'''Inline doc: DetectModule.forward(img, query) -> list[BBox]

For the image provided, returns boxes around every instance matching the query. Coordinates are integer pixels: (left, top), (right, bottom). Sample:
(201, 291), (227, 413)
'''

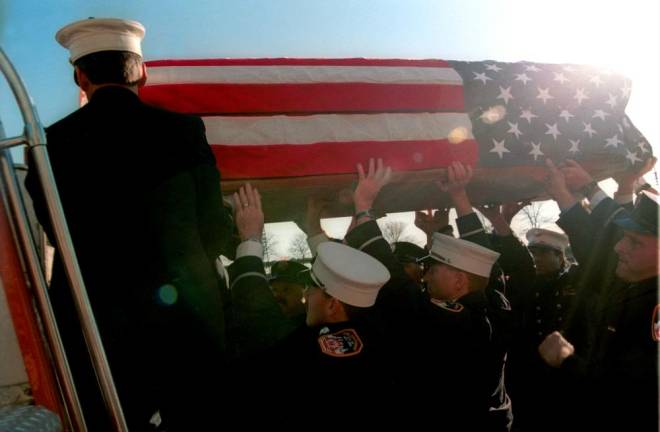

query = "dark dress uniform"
(228, 248), (393, 417)
(25, 86), (235, 430)
(555, 197), (659, 431)
(344, 216), (513, 430)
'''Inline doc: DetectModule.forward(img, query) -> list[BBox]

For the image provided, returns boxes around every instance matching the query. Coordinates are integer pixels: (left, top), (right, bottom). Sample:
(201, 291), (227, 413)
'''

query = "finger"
(466, 164), (473, 180)
(545, 158), (560, 175)
(564, 159), (580, 168)
(239, 186), (249, 207)
(368, 158), (375, 178)
(447, 165), (456, 184)
(233, 192), (242, 213)
(245, 183), (255, 206)
(382, 166), (392, 185)
(357, 163), (365, 181)
(254, 188), (262, 212)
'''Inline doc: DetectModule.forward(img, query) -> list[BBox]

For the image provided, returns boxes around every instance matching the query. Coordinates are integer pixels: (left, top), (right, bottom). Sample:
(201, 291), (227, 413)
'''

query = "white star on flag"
(606, 94), (618, 109)
(490, 139), (510, 159)
(590, 75), (604, 87)
(568, 139), (581, 154)
(553, 72), (569, 84)
(485, 64), (502, 72)
(545, 123), (561, 140)
(529, 142), (544, 160)
(593, 110), (610, 121)
(537, 87), (554, 104)
(507, 122), (523, 139)
(583, 122), (597, 138)
(621, 82), (632, 98)
(473, 71), (492, 84)
(605, 134), (622, 148)
(625, 150), (642, 165)
(525, 65), (542, 72)
(520, 109), (538, 123)
(559, 110), (574, 122)
(638, 141), (650, 153)
(574, 88), (589, 105)
(514, 73), (532, 85)
(497, 86), (514, 104)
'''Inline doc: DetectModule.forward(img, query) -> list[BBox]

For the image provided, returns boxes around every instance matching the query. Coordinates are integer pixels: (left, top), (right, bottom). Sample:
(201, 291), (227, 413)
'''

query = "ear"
(137, 62), (148, 87)
(454, 271), (470, 296)
(74, 67), (90, 91)
(327, 297), (345, 320)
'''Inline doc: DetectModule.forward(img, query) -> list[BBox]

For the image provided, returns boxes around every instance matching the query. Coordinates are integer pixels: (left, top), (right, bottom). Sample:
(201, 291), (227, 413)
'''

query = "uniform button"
(536, 319), (542, 324)
(536, 306), (541, 311)
(555, 291), (559, 297)
(538, 331), (543, 336)
(558, 317), (563, 321)
(535, 292), (540, 298)
(557, 304), (562, 309)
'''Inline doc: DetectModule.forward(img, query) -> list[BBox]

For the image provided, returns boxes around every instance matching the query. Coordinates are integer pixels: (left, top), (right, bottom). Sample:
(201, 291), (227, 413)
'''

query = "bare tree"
(379, 220), (408, 244)
(288, 232), (312, 261)
(519, 201), (554, 229)
(261, 231), (279, 263)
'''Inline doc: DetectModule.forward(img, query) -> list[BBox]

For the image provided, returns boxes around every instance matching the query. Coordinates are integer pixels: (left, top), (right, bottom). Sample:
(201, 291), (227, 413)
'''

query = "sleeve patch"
(318, 328), (363, 357)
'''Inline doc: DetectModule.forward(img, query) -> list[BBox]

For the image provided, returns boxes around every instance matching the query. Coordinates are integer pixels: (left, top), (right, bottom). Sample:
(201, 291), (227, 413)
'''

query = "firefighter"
(25, 18), (234, 430)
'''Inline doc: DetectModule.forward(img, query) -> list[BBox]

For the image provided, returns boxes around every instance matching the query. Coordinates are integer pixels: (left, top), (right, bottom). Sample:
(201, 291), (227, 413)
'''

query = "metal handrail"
(0, 47), (127, 430)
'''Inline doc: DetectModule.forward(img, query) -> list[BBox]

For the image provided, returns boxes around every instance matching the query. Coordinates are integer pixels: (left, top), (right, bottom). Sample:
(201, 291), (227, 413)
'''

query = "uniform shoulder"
(141, 103), (204, 129)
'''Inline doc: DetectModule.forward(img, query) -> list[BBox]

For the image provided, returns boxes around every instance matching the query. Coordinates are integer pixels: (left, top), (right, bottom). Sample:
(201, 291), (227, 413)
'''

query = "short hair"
(74, 50), (143, 86)
(339, 301), (371, 321)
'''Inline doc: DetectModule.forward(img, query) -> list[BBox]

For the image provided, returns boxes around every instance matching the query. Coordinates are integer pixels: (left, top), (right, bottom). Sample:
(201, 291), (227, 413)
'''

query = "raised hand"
(414, 208), (449, 236)
(354, 158), (392, 212)
(560, 159), (594, 192)
(233, 183), (264, 242)
(438, 161), (473, 196)
(544, 159), (577, 210)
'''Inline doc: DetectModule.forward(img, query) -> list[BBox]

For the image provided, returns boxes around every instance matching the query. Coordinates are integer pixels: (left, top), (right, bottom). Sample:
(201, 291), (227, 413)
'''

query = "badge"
(318, 328), (363, 357)
(430, 298), (464, 312)
(652, 304), (660, 342)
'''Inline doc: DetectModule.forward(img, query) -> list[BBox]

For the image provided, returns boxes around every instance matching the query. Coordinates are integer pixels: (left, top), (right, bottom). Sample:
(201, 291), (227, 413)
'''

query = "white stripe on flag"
(147, 65), (463, 85)
(202, 113), (473, 145)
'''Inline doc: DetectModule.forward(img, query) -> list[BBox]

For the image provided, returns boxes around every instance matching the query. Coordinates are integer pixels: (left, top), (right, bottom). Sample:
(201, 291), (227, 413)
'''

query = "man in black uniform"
(539, 160), (659, 431)
(25, 18), (234, 430)
(228, 184), (392, 412)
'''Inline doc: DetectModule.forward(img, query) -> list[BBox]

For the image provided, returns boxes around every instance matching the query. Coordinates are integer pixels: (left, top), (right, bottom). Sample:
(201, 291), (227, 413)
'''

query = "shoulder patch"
(430, 298), (465, 312)
(318, 328), (364, 357)
(652, 304), (660, 342)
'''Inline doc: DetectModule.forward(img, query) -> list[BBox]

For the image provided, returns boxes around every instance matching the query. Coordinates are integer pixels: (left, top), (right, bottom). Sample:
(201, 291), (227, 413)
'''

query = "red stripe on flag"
(146, 58), (451, 68)
(140, 83), (465, 115)
(212, 139), (478, 179)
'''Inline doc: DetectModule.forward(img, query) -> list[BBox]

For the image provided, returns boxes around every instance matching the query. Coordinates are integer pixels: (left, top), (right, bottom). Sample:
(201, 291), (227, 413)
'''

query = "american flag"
(449, 60), (651, 168)
(139, 58), (477, 180)
(139, 57), (651, 182)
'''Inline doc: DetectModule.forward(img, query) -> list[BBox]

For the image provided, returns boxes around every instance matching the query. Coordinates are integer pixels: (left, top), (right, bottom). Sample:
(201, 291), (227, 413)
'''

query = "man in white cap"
(24, 18), (234, 430)
(340, 159), (513, 429)
(227, 184), (393, 409)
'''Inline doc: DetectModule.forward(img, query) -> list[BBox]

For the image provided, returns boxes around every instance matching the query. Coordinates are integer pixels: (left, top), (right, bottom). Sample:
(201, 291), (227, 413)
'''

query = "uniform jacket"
(557, 198), (659, 431)
(24, 86), (234, 429)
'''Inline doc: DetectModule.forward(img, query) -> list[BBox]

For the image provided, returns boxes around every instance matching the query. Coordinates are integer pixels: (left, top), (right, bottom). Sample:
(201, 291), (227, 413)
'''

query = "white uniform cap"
(56, 18), (145, 63)
(425, 233), (500, 278)
(311, 242), (390, 308)
(526, 228), (569, 252)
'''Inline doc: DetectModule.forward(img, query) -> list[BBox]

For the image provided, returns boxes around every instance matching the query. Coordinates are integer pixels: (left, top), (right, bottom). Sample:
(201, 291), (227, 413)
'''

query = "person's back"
(25, 18), (233, 430)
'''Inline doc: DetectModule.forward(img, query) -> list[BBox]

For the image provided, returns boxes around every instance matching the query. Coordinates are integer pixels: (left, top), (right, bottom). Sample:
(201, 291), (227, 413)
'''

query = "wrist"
(579, 180), (598, 199)
(355, 208), (376, 221)
(240, 234), (261, 243)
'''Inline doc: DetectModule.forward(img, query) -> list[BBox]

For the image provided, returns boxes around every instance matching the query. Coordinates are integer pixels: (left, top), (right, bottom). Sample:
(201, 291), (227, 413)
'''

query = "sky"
(1, 0), (658, 258)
